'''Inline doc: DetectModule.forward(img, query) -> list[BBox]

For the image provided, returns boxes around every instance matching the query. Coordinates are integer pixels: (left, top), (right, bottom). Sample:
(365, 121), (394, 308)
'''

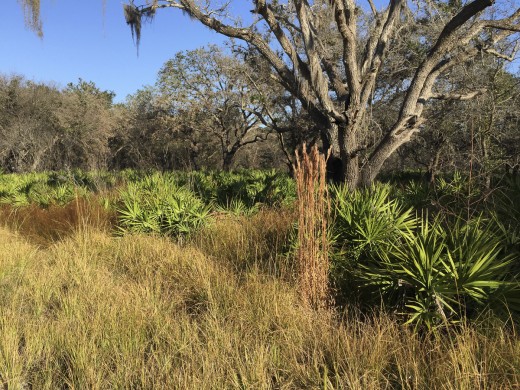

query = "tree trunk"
(427, 146), (443, 184)
(336, 123), (360, 190)
(222, 152), (234, 171)
(322, 122), (362, 189)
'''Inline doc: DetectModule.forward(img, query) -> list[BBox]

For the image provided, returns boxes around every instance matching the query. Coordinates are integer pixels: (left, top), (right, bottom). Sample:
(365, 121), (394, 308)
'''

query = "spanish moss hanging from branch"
(18, 0), (43, 37)
(123, 1), (157, 55)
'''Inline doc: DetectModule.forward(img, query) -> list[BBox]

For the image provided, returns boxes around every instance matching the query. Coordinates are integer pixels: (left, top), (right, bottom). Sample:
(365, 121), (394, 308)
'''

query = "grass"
(294, 144), (330, 309)
(0, 196), (115, 246)
(0, 210), (518, 388)
(0, 169), (518, 387)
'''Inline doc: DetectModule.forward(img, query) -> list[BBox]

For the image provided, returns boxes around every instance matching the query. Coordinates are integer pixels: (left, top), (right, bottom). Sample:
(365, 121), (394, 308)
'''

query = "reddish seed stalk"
(294, 143), (330, 309)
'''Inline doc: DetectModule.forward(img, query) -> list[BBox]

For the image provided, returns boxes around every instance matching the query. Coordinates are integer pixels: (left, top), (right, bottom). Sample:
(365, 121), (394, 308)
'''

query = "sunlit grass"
(0, 220), (517, 388)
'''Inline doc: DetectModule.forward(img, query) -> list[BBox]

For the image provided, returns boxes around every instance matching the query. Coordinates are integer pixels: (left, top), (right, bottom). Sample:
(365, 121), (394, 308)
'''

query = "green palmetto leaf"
(116, 174), (211, 237)
(332, 183), (416, 263)
(359, 213), (520, 328)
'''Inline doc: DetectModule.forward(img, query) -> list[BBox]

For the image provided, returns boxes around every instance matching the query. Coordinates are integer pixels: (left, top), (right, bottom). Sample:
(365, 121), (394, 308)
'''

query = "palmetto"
(359, 215), (519, 328)
(117, 175), (210, 237)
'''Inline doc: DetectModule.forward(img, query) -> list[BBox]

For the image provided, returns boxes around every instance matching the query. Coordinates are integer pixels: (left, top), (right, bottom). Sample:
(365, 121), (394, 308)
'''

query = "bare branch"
(482, 8), (520, 32)
(427, 89), (487, 101)
(293, 0), (340, 119)
(367, 0), (378, 16)
(481, 47), (518, 61)
(330, 0), (362, 100)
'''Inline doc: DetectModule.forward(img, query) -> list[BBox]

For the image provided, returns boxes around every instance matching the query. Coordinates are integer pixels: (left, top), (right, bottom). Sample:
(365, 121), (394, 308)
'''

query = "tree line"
(1, 38), (519, 181)
(13, 0), (520, 186)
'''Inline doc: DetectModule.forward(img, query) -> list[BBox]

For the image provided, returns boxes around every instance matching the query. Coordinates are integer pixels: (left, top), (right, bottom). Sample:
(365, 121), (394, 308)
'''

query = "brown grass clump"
(0, 196), (116, 246)
(294, 144), (331, 309)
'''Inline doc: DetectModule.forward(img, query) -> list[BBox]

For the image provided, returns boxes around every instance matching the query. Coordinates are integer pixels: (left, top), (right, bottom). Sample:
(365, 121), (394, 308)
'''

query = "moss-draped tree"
(124, 0), (520, 188)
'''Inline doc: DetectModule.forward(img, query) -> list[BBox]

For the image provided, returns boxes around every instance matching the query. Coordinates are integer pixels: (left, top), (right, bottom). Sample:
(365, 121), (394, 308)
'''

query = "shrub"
(117, 174), (210, 238)
(359, 216), (520, 328)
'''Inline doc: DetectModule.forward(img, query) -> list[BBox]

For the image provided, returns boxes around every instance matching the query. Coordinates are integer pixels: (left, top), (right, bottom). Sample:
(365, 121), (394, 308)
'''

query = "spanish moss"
(123, 1), (157, 55)
(18, 0), (43, 37)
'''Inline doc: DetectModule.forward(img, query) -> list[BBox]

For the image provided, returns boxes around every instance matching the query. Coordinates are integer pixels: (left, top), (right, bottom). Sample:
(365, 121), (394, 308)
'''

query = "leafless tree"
(156, 46), (271, 170)
(0, 75), (116, 172)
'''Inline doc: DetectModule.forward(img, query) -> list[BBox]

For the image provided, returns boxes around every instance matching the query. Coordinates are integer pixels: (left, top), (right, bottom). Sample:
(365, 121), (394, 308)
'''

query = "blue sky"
(0, 1), (250, 102)
(2, 1), (518, 103)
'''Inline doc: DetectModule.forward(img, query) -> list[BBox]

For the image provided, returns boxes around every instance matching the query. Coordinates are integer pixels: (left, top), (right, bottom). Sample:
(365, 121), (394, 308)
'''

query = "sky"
(2, 1), (518, 103)
(0, 1), (251, 102)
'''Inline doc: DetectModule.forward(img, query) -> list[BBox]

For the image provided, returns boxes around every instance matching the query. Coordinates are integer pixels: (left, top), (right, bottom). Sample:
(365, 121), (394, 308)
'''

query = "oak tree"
(126, 0), (520, 188)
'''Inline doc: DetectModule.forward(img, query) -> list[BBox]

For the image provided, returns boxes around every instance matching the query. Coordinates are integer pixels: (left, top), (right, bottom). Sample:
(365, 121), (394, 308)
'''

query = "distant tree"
(113, 86), (199, 170)
(54, 79), (117, 170)
(156, 46), (271, 170)
(0, 75), (116, 172)
(0, 75), (61, 171)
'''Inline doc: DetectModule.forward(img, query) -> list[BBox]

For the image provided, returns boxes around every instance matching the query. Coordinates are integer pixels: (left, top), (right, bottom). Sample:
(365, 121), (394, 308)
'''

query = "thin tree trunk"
(427, 147), (442, 184)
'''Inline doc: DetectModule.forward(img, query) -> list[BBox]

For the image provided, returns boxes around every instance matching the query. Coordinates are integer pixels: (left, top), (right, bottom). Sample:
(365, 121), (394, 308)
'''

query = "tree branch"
(427, 89), (487, 101)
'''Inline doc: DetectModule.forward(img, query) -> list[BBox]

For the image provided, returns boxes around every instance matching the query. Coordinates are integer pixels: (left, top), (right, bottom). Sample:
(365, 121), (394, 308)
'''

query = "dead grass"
(191, 207), (297, 279)
(0, 194), (518, 388)
(294, 143), (330, 309)
(0, 224), (517, 388)
(0, 196), (116, 246)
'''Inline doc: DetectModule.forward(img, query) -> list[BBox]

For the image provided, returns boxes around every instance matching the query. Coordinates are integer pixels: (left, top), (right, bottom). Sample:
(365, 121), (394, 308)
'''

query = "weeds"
(0, 169), (518, 387)
(0, 227), (517, 388)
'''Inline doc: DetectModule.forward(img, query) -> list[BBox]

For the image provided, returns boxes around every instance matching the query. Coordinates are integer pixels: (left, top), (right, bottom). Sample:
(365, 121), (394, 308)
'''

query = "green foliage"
(117, 173), (210, 237)
(355, 215), (519, 328)
(394, 172), (488, 223)
(329, 183), (416, 306)
(332, 183), (416, 262)
(330, 182), (519, 328)
(214, 198), (259, 217)
(179, 169), (296, 209)
(490, 174), (520, 257)
(0, 171), (118, 208)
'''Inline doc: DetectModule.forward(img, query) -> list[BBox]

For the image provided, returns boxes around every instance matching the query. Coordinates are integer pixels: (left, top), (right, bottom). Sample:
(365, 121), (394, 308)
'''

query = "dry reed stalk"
(294, 143), (330, 309)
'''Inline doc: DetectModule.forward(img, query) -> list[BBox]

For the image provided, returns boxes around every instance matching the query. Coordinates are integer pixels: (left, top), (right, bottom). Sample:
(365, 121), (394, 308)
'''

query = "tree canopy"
(126, 0), (520, 188)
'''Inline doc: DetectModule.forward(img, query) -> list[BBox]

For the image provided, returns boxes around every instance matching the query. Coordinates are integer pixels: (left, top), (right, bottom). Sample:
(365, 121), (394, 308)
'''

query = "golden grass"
(0, 222), (517, 388)
(191, 207), (297, 279)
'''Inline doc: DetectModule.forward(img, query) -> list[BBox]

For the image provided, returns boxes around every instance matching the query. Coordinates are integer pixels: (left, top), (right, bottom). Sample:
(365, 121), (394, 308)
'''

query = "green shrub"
(330, 183), (416, 304)
(358, 216), (519, 328)
(331, 183), (416, 263)
(117, 174), (210, 237)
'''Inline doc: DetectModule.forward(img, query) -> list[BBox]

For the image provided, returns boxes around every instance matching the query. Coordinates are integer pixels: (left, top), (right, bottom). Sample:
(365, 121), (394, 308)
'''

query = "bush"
(117, 173), (210, 237)
(330, 183), (520, 328)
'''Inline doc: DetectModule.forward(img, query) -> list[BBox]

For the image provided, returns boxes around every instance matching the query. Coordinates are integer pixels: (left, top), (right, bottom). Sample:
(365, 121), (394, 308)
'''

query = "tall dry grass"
(191, 207), (296, 278)
(0, 225), (518, 388)
(294, 144), (330, 309)
(0, 195), (115, 246)
(0, 189), (518, 388)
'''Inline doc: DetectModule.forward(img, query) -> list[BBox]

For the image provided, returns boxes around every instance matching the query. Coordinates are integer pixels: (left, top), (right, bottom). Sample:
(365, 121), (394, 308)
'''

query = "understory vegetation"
(0, 168), (519, 388)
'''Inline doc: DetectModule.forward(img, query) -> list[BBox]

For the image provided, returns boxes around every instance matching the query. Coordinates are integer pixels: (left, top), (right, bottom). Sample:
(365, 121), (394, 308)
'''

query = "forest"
(0, 0), (519, 388)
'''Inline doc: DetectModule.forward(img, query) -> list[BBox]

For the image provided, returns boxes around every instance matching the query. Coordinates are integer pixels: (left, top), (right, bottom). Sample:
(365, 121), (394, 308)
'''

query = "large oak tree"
(123, 0), (519, 188)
